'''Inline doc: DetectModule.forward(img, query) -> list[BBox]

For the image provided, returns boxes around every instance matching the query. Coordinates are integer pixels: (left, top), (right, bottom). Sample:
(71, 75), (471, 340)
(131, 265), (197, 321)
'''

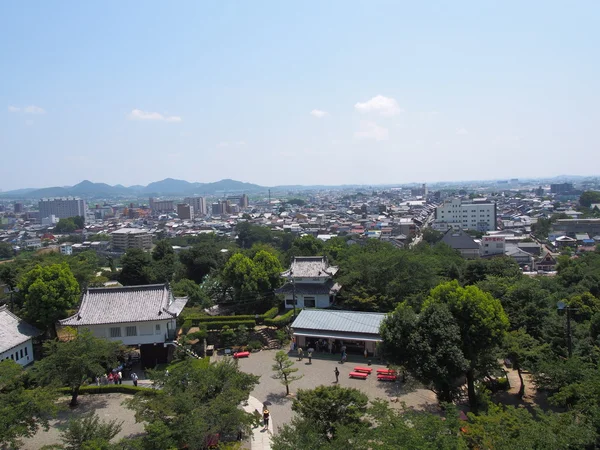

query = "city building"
(434, 198), (497, 232)
(111, 228), (153, 252)
(226, 194), (249, 209)
(441, 229), (480, 259)
(60, 243), (73, 255)
(0, 306), (40, 366)
(149, 198), (174, 213)
(13, 202), (23, 214)
(39, 197), (86, 221)
(552, 219), (600, 238)
(480, 235), (505, 256)
(211, 202), (222, 215)
(550, 183), (574, 194)
(276, 256), (342, 309)
(291, 309), (385, 357)
(59, 284), (187, 367)
(184, 197), (206, 216)
(177, 203), (194, 220)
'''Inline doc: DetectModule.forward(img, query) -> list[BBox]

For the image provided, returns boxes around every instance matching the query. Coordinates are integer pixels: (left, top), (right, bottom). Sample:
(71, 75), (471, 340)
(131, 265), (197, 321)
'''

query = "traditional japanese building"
(276, 256), (342, 309)
(0, 306), (40, 366)
(59, 283), (187, 367)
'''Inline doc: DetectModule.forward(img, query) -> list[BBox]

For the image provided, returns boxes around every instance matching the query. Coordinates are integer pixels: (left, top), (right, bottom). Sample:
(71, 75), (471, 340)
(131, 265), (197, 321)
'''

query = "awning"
(292, 330), (382, 342)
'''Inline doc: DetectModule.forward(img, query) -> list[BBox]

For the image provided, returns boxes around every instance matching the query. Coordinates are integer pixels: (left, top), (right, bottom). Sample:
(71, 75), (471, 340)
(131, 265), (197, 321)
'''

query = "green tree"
(291, 385), (368, 439)
(235, 222), (273, 249)
(272, 350), (302, 396)
(54, 218), (77, 233)
(118, 248), (152, 286)
(580, 190), (600, 208)
(504, 329), (544, 398)
(171, 278), (211, 308)
(59, 412), (122, 450)
(73, 216), (85, 230)
(18, 263), (80, 335)
(178, 236), (229, 283)
(126, 358), (259, 450)
(0, 360), (59, 449)
(0, 242), (13, 259)
(424, 281), (509, 409)
(422, 228), (443, 244)
(151, 240), (176, 283)
(380, 302), (468, 402)
(34, 329), (124, 406)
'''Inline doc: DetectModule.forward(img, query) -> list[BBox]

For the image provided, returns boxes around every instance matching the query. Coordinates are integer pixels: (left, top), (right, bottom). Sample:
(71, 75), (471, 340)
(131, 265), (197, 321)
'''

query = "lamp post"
(557, 301), (576, 358)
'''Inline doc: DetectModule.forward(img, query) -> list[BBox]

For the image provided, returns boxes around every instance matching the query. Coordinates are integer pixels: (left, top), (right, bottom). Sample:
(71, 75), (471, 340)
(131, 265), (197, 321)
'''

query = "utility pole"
(557, 301), (575, 358)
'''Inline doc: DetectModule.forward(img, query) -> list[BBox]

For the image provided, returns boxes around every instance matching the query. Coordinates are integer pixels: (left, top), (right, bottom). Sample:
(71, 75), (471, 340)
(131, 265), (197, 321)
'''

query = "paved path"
(243, 395), (273, 450)
(236, 349), (437, 435)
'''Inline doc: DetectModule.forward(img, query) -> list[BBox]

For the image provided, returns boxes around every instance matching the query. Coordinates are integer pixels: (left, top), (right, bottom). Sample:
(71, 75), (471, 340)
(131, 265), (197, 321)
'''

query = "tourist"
(307, 347), (313, 364)
(263, 408), (270, 430)
(131, 372), (138, 386)
(334, 367), (339, 383)
(118, 371), (123, 385)
(297, 347), (304, 361)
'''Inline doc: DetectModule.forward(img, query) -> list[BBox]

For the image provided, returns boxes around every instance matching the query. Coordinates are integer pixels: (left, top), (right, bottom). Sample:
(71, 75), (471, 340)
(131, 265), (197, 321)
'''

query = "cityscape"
(2, 1), (600, 449)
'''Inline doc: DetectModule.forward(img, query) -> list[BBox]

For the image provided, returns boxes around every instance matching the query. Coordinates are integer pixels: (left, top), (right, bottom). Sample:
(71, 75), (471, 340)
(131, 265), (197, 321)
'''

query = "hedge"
(262, 307), (279, 319)
(186, 306), (281, 326)
(58, 385), (158, 396)
(203, 320), (256, 331)
(264, 309), (300, 327)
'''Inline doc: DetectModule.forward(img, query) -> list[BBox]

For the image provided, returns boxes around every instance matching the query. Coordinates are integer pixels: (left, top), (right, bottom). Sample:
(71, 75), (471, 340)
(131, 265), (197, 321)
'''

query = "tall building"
(211, 202), (223, 215)
(150, 199), (174, 213)
(550, 183), (575, 194)
(111, 228), (153, 252)
(184, 197), (206, 216)
(226, 194), (249, 208)
(177, 203), (194, 220)
(434, 198), (497, 232)
(39, 197), (86, 221)
(13, 202), (23, 214)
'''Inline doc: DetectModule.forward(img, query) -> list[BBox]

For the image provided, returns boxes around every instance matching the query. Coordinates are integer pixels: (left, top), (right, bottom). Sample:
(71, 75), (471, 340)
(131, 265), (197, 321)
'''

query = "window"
(304, 297), (316, 308)
(285, 299), (296, 306)
(20, 349), (23, 359)
(155, 324), (161, 335)
(126, 326), (137, 337)
(24, 347), (28, 356)
(15, 352), (19, 361)
(110, 327), (121, 338)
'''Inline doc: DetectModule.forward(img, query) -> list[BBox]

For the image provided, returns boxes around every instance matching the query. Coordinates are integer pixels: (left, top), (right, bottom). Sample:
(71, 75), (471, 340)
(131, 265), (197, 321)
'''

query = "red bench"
(377, 369), (396, 375)
(233, 351), (250, 359)
(354, 366), (373, 374)
(349, 371), (368, 379)
(377, 374), (397, 381)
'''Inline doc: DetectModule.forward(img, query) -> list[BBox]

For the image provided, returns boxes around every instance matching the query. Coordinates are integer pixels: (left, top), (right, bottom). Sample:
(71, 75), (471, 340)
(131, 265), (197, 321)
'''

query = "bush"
(262, 307), (279, 319)
(264, 309), (299, 327)
(58, 385), (157, 396)
(181, 320), (192, 335)
(184, 308), (280, 326)
(203, 320), (256, 331)
(247, 340), (263, 351)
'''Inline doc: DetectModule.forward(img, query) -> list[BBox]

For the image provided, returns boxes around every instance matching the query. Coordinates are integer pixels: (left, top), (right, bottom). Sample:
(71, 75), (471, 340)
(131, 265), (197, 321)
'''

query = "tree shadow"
(264, 391), (293, 406)
(51, 395), (111, 428)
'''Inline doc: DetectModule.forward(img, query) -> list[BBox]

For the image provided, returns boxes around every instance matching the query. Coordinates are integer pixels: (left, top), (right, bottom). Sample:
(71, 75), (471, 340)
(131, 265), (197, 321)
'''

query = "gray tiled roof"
(0, 306), (41, 353)
(59, 284), (188, 326)
(441, 229), (480, 250)
(281, 256), (339, 278)
(291, 309), (385, 335)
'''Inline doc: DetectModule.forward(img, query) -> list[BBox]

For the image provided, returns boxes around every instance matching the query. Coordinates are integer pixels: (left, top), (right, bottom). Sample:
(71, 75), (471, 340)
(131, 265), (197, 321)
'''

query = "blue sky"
(1, 1), (598, 190)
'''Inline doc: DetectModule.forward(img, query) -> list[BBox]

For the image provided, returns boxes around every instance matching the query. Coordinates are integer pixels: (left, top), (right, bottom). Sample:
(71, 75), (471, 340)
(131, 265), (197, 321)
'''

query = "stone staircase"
(173, 340), (202, 359)
(255, 326), (281, 350)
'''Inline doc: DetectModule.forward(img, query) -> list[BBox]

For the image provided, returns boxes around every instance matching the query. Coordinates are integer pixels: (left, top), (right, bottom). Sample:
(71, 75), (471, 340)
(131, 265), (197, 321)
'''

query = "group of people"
(96, 370), (123, 385)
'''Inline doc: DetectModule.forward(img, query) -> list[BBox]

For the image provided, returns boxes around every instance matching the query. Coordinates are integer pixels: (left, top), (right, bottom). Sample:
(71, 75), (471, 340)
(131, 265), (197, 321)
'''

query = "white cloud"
(128, 109), (181, 122)
(310, 109), (328, 118)
(354, 95), (403, 116)
(8, 105), (46, 114)
(354, 122), (389, 141)
(455, 128), (468, 135)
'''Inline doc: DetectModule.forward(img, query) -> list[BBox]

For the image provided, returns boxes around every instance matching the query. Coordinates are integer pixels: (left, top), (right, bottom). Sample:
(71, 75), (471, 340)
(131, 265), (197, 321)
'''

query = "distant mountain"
(0, 178), (265, 199)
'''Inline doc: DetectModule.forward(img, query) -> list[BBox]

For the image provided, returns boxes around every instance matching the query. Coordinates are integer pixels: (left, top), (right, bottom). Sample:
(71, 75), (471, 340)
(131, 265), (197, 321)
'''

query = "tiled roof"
(441, 229), (479, 250)
(281, 256), (339, 278)
(0, 306), (41, 353)
(59, 284), (187, 326)
(291, 309), (385, 336)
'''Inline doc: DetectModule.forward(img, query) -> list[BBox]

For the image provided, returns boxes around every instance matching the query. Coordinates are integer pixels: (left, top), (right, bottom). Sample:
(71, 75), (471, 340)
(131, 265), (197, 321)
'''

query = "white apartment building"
(434, 198), (497, 232)
(39, 197), (86, 221)
(111, 228), (153, 252)
(184, 197), (207, 216)
(0, 306), (40, 366)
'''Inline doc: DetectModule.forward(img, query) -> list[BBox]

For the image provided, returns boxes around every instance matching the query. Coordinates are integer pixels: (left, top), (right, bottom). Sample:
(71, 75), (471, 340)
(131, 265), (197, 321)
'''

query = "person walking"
(263, 408), (270, 431)
(307, 348), (313, 364)
(334, 367), (340, 383)
(118, 371), (123, 385)
(297, 347), (304, 361)
(131, 372), (138, 387)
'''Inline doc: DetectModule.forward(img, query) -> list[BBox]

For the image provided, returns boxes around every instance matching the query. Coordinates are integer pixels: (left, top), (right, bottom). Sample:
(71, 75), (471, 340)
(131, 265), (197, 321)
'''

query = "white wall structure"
(0, 306), (40, 366)
(276, 256), (342, 309)
(480, 235), (506, 256)
(434, 198), (497, 232)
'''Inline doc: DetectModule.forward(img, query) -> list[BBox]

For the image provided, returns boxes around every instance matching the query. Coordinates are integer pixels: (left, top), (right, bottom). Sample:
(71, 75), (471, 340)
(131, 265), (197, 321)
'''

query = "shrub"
(264, 309), (299, 327)
(58, 385), (157, 396)
(263, 307), (279, 319)
(247, 340), (263, 351)
(203, 320), (256, 331)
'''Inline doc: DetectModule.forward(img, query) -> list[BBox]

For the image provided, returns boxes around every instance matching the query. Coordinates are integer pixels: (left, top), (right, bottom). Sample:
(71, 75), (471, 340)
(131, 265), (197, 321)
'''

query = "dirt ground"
(21, 394), (145, 450)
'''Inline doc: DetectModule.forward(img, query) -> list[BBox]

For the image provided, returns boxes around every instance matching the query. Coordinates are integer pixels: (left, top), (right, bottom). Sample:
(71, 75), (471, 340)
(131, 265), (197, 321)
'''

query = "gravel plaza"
(235, 348), (438, 434)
